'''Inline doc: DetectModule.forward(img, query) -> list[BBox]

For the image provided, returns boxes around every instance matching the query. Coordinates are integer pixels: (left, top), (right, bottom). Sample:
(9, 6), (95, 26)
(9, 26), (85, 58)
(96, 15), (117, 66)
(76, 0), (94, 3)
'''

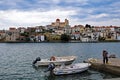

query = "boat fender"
(33, 57), (41, 64)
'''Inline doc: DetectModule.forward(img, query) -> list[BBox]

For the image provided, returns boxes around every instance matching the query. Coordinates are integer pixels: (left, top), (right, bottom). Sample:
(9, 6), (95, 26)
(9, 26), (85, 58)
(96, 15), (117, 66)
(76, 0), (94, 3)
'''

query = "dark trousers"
(103, 57), (108, 64)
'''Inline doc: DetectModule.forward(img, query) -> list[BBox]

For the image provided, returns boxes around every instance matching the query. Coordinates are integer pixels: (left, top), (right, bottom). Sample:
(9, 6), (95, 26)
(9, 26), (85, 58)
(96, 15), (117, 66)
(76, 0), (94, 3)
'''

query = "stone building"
(0, 30), (6, 42)
(5, 28), (19, 42)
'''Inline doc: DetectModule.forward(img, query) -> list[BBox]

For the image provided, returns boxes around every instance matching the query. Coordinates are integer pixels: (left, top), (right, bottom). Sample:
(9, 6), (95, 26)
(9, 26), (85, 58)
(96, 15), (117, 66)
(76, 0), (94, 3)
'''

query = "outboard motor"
(44, 63), (55, 72)
(33, 57), (41, 65)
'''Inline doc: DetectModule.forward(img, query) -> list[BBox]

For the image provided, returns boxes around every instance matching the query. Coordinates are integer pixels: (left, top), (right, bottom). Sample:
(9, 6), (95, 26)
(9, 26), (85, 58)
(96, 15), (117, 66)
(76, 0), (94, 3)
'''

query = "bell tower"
(65, 19), (69, 26)
(55, 18), (60, 28)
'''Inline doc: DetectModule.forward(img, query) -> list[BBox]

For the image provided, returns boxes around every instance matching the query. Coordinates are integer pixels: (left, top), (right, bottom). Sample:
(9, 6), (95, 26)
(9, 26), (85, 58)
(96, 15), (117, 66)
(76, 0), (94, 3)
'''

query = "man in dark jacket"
(102, 50), (108, 64)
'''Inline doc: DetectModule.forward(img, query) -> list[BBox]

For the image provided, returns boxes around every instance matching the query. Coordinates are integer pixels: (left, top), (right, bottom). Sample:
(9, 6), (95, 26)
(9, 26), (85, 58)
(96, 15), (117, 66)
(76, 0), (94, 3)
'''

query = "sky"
(0, 0), (120, 29)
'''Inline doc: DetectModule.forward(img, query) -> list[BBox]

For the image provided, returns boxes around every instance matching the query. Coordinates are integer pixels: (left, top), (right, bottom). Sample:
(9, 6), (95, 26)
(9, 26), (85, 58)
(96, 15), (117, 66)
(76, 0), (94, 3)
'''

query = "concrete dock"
(84, 58), (120, 76)
(104, 78), (120, 80)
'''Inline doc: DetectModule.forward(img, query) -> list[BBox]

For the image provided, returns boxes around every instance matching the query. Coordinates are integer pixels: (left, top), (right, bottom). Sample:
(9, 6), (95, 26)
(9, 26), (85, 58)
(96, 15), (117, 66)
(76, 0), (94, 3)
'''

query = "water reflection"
(44, 74), (56, 80)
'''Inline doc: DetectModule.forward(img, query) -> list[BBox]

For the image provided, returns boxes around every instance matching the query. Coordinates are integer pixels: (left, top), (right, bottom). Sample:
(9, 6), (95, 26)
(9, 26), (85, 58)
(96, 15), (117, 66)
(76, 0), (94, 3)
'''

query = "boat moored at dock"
(45, 63), (91, 76)
(33, 56), (77, 66)
(53, 63), (91, 75)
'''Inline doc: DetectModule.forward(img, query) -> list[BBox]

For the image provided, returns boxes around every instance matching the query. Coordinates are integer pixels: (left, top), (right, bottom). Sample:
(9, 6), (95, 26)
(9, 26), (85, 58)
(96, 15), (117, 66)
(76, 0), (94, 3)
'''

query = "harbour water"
(0, 43), (120, 80)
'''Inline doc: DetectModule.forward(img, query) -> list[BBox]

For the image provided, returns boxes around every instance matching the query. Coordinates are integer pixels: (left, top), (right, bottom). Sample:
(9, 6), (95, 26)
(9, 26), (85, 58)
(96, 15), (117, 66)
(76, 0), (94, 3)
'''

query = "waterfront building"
(18, 27), (26, 34)
(0, 30), (6, 42)
(71, 26), (80, 40)
(35, 34), (45, 42)
(114, 26), (120, 40)
(46, 25), (55, 31)
(35, 26), (46, 33)
(5, 27), (19, 42)
(64, 25), (71, 35)
(94, 26), (118, 41)
(71, 25), (80, 34)
(80, 37), (89, 42)
(105, 26), (115, 40)
(116, 33), (120, 40)
(79, 25), (85, 33)
(25, 27), (36, 42)
(114, 26), (120, 33)
(27, 27), (36, 34)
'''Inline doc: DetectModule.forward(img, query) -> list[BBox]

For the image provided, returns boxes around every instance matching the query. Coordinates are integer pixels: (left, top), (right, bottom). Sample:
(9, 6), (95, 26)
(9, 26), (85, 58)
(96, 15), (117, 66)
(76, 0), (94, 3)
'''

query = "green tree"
(25, 37), (30, 42)
(85, 24), (91, 28)
(61, 34), (70, 42)
(20, 32), (29, 37)
(98, 36), (105, 41)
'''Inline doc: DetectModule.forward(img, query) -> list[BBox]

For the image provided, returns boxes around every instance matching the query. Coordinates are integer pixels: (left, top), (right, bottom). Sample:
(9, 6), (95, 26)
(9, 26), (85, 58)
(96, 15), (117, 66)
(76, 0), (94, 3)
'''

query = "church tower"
(65, 19), (69, 26)
(56, 18), (60, 27)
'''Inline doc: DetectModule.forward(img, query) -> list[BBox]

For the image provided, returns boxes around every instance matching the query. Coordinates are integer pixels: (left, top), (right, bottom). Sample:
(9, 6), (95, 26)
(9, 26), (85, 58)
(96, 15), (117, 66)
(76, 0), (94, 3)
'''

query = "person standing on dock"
(102, 50), (108, 64)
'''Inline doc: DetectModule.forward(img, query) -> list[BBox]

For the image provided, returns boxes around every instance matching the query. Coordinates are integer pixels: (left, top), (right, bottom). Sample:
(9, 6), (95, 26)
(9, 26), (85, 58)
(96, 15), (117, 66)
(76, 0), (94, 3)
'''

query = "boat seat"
(50, 56), (56, 61)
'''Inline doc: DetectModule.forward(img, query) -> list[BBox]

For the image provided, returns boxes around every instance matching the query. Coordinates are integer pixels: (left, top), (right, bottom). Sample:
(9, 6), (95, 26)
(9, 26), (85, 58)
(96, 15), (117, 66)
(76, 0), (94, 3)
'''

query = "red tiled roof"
(9, 27), (16, 30)
(56, 18), (60, 21)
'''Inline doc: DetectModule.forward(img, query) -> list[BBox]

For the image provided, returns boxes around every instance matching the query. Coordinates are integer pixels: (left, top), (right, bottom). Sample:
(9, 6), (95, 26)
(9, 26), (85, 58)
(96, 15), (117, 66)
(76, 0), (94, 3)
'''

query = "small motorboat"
(33, 56), (77, 66)
(46, 63), (91, 76)
(53, 63), (91, 75)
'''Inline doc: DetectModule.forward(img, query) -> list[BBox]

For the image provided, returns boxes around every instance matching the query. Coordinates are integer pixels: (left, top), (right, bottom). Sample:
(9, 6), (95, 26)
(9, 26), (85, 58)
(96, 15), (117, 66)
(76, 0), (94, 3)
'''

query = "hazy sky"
(0, 0), (120, 29)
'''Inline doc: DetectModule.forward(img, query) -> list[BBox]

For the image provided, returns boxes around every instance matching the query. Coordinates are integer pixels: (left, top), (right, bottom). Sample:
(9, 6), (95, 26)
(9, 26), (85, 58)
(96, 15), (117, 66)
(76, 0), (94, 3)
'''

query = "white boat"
(53, 63), (91, 75)
(33, 56), (77, 66)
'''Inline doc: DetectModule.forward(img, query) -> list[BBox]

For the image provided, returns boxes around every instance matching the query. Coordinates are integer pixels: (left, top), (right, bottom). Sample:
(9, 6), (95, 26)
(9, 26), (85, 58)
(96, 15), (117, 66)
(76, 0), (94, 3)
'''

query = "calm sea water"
(0, 43), (120, 80)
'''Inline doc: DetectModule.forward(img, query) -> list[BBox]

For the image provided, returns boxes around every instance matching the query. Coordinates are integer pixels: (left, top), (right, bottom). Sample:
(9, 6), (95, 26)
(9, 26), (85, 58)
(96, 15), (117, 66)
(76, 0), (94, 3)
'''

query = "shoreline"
(0, 40), (120, 43)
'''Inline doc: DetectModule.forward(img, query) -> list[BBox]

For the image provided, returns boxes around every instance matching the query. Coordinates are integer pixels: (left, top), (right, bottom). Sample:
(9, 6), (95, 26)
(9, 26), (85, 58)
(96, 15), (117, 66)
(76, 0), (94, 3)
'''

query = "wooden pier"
(84, 58), (120, 76)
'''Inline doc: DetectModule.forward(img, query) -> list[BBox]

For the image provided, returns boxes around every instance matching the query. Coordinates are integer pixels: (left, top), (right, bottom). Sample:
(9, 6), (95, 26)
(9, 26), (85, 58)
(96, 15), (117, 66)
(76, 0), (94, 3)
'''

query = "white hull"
(53, 63), (91, 75)
(35, 56), (76, 66)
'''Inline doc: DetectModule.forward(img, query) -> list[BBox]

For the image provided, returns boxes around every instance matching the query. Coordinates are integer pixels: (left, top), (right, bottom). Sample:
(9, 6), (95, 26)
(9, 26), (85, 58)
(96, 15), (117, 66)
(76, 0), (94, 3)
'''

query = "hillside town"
(0, 19), (120, 42)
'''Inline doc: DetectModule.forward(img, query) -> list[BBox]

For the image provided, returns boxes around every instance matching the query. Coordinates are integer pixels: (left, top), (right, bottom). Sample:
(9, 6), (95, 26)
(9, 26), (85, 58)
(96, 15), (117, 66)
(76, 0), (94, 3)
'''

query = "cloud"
(0, 0), (120, 29)
(52, 0), (61, 4)
(0, 9), (76, 29)
(87, 13), (109, 19)
(70, 18), (120, 27)
(86, 19), (120, 26)
(66, 0), (88, 3)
